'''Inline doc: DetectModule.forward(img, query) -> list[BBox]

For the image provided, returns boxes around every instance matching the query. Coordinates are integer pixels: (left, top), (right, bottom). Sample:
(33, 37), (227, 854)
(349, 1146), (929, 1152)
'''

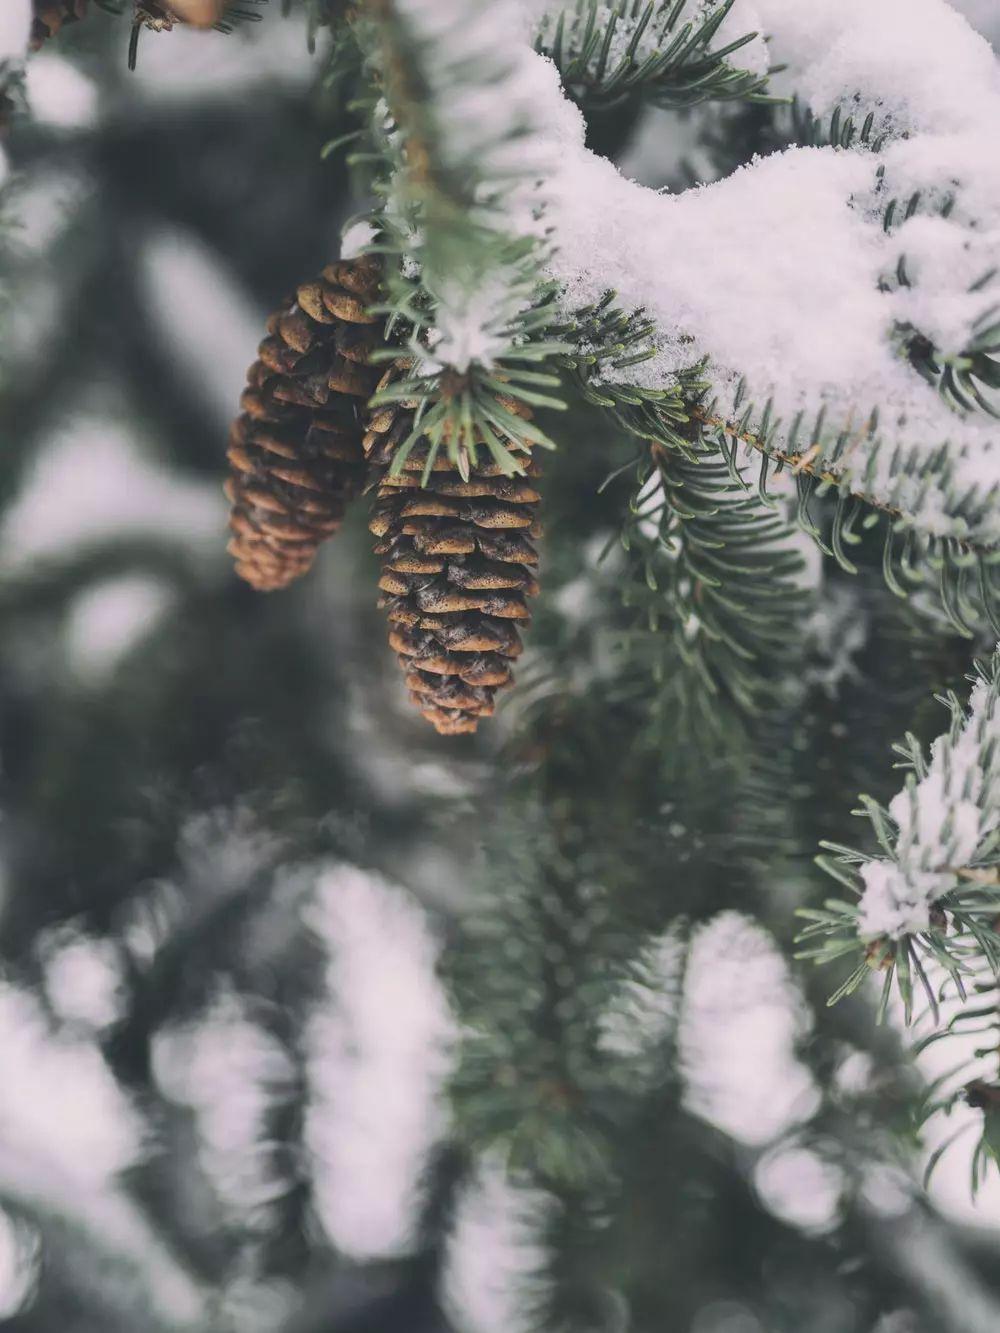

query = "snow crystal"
(857, 860), (948, 941)
(303, 864), (454, 1261)
(857, 672), (1000, 939)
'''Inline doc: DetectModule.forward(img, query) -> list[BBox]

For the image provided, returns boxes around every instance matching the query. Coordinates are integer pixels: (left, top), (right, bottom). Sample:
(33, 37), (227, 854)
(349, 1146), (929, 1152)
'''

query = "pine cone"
(30, 0), (87, 48)
(226, 255), (383, 591)
(364, 369), (542, 735)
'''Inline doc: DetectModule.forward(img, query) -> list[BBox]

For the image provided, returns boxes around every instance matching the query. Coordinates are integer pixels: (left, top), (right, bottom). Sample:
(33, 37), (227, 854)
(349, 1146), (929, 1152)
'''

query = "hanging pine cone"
(30, 0), (87, 49)
(364, 368), (542, 735)
(226, 255), (382, 591)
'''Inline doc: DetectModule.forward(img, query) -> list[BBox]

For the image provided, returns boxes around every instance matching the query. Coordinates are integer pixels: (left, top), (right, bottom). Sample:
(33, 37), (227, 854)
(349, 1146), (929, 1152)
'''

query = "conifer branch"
(692, 400), (1000, 638)
(350, 0), (572, 474)
(610, 434), (810, 732)
(797, 650), (1000, 1029)
(537, 0), (775, 110)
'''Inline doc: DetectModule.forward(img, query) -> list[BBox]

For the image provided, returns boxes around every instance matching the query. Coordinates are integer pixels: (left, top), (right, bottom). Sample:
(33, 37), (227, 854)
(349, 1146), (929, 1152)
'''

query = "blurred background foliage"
(1, 4), (1000, 1332)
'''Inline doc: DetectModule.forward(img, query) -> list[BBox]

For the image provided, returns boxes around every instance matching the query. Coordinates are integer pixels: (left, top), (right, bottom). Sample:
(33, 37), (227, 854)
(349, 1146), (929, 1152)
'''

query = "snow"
(111, 5), (316, 103)
(303, 864), (454, 1260)
(857, 664), (1000, 939)
(340, 218), (377, 260)
(0, 1207), (39, 1321)
(405, 0), (1000, 542)
(598, 927), (685, 1065)
(756, 0), (1000, 135)
(383, 0), (569, 373)
(25, 55), (99, 128)
(680, 913), (820, 1146)
(153, 992), (299, 1230)
(0, 420), (225, 569)
(440, 1159), (553, 1333)
(40, 928), (127, 1032)
(0, 0), (29, 61)
(752, 1144), (843, 1233)
(64, 576), (174, 680)
(0, 982), (207, 1324)
(141, 229), (264, 426)
(523, 34), (1000, 538)
(0, 980), (146, 1188)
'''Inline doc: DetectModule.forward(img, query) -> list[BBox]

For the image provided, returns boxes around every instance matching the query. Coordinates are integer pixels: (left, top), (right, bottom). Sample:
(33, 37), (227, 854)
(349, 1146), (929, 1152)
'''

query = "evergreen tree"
(0, 2), (1000, 1330)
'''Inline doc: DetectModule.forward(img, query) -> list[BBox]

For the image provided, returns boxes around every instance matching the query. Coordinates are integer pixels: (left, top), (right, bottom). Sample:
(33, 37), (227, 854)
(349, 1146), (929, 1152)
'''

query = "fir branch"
(447, 807), (632, 1189)
(785, 98), (888, 153)
(610, 434), (810, 732)
(689, 397), (1000, 639)
(797, 649), (1000, 1026)
(915, 970), (1000, 1197)
(537, 0), (775, 110)
(900, 315), (1000, 423)
(556, 301), (1000, 643)
(351, 0), (572, 472)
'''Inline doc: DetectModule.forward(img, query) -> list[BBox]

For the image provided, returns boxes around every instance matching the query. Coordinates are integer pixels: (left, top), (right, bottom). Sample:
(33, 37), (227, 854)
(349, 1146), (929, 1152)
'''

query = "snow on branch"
(503, 0), (1000, 547)
(303, 864), (454, 1261)
(363, 0), (565, 375)
(0, 980), (209, 1328)
(854, 662), (1000, 944)
(798, 650), (1000, 1023)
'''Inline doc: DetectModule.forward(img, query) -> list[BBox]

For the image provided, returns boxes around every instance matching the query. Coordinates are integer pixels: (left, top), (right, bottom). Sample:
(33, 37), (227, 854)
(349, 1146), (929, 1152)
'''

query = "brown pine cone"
(30, 0), (87, 48)
(226, 254), (383, 591)
(364, 367), (542, 735)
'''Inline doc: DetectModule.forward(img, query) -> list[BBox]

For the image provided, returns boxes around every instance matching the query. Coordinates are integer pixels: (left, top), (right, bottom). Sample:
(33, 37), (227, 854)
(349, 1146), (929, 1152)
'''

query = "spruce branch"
(609, 433), (810, 734)
(690, 398), (1000, 639)
(797, 650), (1000, 1027)
(900, 312), (1000, 423)
(556, 298), (1000, 645)
(537, 0), (775, 110)
(912, 967), (1000, 1197)
(350, 0), (572, 474)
